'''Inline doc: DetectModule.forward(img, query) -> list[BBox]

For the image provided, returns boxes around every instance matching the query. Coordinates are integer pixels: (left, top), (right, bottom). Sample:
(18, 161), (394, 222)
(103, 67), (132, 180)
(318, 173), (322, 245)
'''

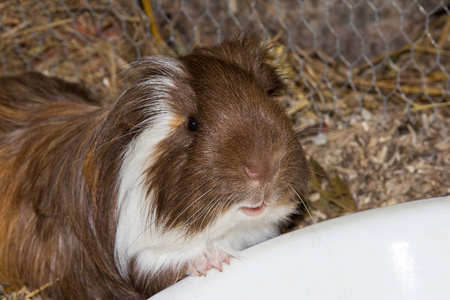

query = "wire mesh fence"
(1, 0), (449, 136)
(1, 2), (449, 298)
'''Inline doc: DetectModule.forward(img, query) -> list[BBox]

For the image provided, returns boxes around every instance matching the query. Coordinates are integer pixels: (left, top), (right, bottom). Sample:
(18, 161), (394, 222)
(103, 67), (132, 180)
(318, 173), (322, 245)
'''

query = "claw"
(187, 249), (230, 277)
(216, 262), (223, 272)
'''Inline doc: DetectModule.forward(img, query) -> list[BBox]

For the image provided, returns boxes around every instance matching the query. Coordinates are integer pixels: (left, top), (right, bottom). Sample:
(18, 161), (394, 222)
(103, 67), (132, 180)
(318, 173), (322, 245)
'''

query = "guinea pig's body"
(0, 36), (308, 299)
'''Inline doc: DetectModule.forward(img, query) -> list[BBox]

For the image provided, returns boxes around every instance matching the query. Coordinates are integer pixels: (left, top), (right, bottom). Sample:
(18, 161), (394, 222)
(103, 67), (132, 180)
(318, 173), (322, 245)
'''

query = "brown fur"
(147, 37), (308, 233)
(0, 72), (146, 299)
(0, 36), (309, 299)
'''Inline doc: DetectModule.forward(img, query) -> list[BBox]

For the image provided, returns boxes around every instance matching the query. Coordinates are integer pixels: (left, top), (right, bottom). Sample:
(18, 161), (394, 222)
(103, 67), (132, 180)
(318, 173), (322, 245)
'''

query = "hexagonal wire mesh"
(0, 2), (448, 298)
(0, 0), (449, 136)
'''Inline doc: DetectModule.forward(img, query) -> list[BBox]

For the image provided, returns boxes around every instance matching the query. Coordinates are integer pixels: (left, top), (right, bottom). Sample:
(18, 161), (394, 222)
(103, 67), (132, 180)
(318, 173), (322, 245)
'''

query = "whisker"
(124, 186), (212, 253)
(182, 194), (223, 228)
(197, 194), (228, 230)
(291, 186), (316, 224)
(154, 180), (209, 223)
(206, 193), (233, 226)
(295, 125), (355, 139)
(169, 188), (213, 228)
(292, 167), (325, 177)
(180, 195), (218, 228)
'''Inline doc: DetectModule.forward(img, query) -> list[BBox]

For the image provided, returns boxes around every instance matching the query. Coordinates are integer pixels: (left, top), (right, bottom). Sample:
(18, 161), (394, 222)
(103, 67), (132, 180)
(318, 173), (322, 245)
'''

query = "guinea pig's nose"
(245, 161), (280, 180)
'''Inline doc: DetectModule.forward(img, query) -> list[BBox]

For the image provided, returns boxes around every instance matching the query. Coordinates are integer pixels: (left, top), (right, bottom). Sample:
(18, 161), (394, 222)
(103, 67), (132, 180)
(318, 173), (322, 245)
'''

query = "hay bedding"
(295, 105), (449, 226)
(0, 0), (449, 298)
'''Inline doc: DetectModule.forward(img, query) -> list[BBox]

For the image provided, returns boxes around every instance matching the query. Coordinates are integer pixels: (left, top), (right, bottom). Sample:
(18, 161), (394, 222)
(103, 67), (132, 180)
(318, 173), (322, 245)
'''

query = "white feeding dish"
(150, 196), (450, 300)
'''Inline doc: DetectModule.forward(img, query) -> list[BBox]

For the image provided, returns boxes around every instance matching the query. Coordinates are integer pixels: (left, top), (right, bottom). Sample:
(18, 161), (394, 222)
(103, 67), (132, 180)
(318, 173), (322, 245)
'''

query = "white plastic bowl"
(150, 196), (450, 300)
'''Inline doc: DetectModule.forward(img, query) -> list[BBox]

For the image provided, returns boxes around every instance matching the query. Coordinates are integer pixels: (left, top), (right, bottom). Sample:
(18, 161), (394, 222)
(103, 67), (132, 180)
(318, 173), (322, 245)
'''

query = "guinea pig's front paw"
(187, 249), (230, 277)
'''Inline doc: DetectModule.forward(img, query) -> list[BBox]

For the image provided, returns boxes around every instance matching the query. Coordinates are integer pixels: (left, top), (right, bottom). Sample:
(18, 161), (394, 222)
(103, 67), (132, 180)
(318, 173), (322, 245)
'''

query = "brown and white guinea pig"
(0, 36), (309, 299)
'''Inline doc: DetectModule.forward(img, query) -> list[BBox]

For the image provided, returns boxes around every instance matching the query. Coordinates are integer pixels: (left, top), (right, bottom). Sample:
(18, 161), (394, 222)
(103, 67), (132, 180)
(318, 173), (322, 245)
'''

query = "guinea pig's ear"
(254, 58), (287, 97)
(241, 35), (287, 97)
(196, 34), (287, 97)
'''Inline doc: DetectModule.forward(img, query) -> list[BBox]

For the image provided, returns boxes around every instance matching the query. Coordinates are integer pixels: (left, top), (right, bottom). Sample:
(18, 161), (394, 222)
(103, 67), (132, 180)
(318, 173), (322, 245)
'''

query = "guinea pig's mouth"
(241, 202), (266, 217)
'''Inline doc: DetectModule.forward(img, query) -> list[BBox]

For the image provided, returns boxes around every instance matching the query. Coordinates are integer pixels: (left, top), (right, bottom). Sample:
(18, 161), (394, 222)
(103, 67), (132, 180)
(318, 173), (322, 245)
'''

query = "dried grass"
(1, 0), (449, 298)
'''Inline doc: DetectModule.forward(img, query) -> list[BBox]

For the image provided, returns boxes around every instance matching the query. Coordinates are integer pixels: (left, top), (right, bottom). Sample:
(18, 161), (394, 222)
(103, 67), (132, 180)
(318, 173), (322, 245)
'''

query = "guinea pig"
(0, 36), (309, 299)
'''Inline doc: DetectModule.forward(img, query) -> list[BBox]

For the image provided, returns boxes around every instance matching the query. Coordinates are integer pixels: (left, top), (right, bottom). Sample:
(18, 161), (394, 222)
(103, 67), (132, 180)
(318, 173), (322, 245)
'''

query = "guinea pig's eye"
(186, 117), (199, 132)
